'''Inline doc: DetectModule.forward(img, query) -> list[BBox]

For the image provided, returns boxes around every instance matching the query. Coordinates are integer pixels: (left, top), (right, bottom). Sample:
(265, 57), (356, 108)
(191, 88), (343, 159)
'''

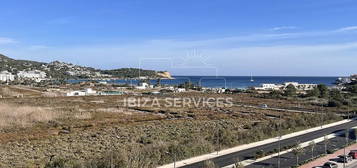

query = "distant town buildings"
(283, 82), (317, 90)
(201, 88), (226, 93)
(254, 82), (317, 91)
(176, 88), (186, 93)
(66, 88), (125, 96)
(0, 71), (15, 82)
(17, 70), (47, 82)
(336, 74), (357, 85)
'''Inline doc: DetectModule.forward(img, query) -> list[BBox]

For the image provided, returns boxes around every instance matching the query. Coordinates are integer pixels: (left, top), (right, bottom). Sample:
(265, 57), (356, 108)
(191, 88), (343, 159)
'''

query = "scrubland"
(0, 90), (342, 168)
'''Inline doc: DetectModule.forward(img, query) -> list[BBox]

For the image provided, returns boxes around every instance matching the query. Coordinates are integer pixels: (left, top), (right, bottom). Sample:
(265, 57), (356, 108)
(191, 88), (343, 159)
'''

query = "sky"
(0, 0), (357, 76)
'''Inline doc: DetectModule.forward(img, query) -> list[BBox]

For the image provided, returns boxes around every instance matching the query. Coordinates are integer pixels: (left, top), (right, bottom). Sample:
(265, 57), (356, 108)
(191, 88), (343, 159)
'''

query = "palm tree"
(233, 158), (245, 168)
(324, 135), (329, 154)
(309, 141), (316, 159)
(292, 141), (304, 167)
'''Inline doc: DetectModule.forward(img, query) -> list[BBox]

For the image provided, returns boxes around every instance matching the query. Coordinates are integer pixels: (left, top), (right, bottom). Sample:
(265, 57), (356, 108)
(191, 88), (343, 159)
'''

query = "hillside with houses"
(0, 54), (172, 83)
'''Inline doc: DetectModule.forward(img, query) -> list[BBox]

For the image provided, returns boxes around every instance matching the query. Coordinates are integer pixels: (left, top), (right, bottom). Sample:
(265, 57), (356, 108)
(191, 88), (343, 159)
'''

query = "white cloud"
(270, 26), (298, 31)
(337, 26), (357, 32)
(0, 37), (17, 44)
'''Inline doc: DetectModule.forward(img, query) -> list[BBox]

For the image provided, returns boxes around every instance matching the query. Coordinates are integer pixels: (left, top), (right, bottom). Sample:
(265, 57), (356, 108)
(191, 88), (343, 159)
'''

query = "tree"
(328, 100), (343, 107)
(309, 141), (316, 159)
(328, 89), (345, 107)
(324, 135), (329, 154)
(269, 90), (282, 98)
(233, 158), (244, 168)
(330, 89), (344, 102)
(306, 87), (320, 97)
(292, 142), (304, 167)
(317, 84), (329, 98)
(284, 84), (297, 97)
(346, 84), (357, 94)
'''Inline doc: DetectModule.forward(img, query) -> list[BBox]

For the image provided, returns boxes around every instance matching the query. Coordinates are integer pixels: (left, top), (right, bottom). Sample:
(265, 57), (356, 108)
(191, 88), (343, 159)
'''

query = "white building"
(66, 88), (97, 96)
(336, 74), (357, 85)
(216, 88), (226, 93)
(135, 82), (153, 90)
(85, 88), (97, 95)
(17, 70), (47, 82)
(66, 91), (86, 96)
(254, 83), (282, 90)
(0, 71), (15, 82)
(282, 82), (317, 90)
(175, 88), (186, 93)
(254, 82), (317, 91)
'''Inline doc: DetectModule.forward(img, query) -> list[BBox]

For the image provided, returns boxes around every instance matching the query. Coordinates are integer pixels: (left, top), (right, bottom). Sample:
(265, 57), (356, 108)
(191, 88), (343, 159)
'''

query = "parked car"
(322, 161), (338, 168)
(349, 150), (357, 159)
(337, 155), (353, 163)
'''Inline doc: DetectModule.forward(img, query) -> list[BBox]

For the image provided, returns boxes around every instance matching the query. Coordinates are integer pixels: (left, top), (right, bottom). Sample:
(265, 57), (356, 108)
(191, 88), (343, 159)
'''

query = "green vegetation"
(0, 54), (45, 72)
(178, 81), (202, 90)
(284, 84), (297, 97)
(101, 68), (159, 78)
(265, 83), (357, 111)
(292, 141), (304, 167)
(43, 113), (340, 168)
(306, 84), (329, 98)
(346, 84), (357, 93)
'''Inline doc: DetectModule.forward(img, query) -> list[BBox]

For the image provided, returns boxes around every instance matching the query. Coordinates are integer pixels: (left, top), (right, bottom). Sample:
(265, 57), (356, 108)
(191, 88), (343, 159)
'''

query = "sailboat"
(250, 73), (254, 82)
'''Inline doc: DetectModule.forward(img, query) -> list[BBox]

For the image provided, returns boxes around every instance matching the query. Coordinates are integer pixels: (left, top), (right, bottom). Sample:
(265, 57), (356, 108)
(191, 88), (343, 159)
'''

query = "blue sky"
(1, 0), (357, 76)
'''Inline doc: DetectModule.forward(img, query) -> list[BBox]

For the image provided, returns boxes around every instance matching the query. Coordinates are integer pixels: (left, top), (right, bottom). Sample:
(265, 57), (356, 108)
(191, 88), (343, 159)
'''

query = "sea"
(69, 76), (339, 89)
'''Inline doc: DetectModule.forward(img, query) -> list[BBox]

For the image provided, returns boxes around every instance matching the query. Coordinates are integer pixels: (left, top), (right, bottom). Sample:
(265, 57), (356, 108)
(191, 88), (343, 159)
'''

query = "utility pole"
(277, 112), (281, 168)
(324, 134), (328, 155)
(348, 104), (350, 120)
(344, 129), (349, 168)
(321, 103), (324, 128)
(216, 122), (220, 155)
(343, 144), (347, 168)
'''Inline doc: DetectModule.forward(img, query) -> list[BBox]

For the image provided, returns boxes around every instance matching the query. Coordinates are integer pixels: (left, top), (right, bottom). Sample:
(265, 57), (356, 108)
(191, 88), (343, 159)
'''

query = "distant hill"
(0, 54), (171, 79)
(0, 54), (46, 73)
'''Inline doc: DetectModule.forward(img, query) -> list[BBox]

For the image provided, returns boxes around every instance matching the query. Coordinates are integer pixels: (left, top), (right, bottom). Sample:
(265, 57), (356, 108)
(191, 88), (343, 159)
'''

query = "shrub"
(203, 160), (217, 168)
(328, 100), (343, 107)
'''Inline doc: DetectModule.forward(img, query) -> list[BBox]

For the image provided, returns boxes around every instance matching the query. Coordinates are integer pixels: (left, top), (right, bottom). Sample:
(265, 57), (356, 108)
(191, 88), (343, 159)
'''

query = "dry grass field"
(0, 103), (58, 128)
(0, 88), (342, 167)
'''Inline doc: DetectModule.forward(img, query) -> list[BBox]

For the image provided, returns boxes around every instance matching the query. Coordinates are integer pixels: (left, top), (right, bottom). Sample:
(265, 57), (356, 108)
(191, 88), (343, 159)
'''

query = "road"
(246, 129), (355, 168)
(181, 119), (357, 168)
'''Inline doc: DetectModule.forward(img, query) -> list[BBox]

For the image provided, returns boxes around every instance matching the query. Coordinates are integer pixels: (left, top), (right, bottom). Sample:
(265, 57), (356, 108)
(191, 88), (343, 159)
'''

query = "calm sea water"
(70, 76), (339, 89)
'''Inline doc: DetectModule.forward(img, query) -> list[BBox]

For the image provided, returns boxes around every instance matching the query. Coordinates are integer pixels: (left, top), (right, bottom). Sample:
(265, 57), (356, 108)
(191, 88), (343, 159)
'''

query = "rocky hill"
(0, 54), (171, 79)
(157, 71), (173, 79)
(0, 54), (46, 73)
